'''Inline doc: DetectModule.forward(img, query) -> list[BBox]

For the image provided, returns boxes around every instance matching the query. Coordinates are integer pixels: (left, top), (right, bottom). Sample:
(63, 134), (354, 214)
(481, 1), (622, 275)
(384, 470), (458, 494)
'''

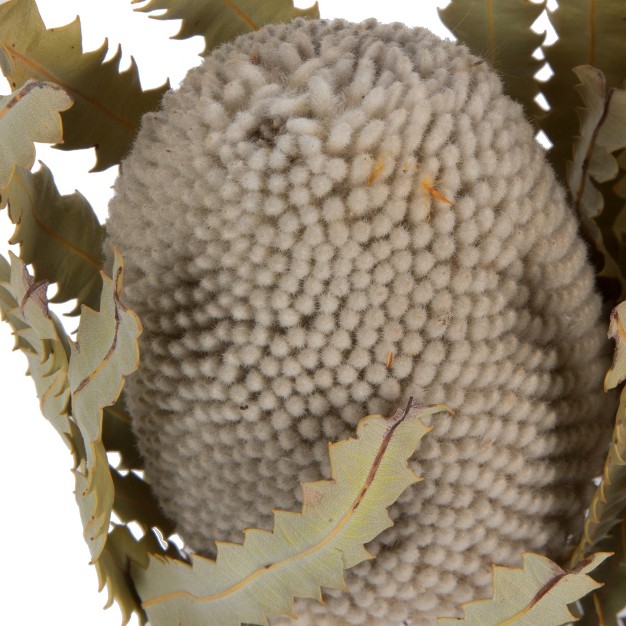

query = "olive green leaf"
(96, 525), (151, 626)
(0, 252), (73, 444)
(103, 396), (144, 470)
(568, 301), (626, 567)
(5, 163), (104, 314)
(567, 65), (626, 302)
(96, 525), (189, 626)
(68, 249), (142, 469)
(0, 0), (169, 171)
(112, 468), (175, 536)
(541, 0), (626, 180)
(133, 0), (319, 56)
(437, 552), (610, 626)
(132, 400), (447, 626)
(0, 78), (72, 199)
(576, 520), (626, 626)
(73, 443), (115, 561)
(438, 0), (545, 122)
(67, 249), (142, 560)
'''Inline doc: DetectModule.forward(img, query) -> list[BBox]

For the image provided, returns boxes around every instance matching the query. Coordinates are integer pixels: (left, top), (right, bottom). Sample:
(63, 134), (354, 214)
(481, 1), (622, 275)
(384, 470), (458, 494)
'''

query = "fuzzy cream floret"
(106, 18), (615, 626)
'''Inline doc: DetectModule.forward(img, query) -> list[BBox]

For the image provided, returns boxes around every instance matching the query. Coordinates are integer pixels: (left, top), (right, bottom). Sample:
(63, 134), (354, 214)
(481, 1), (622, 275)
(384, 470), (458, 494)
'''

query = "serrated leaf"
(567, 302), (626, 568)
(5, 163), (104, 314)
(541, 1), (626, 180)
(95, 525), (189, 626)
(132, 400), (446, 626)
(67, 249), (142, 560)
(0, 251), (73, 443)
(74, 443), (114, 561)
(437, 552), (611, 626)
(438, 0), (545, 121)
(577, 520), (626, 626)
(0, 78), (71, 198)
(0, 0), (169, 171)
(133, 0), (319, 56)
(112, 469), (175, 536)
(567, 65), (626, 302)
(95, 525), (150, 626)
(102, 396), (144, 470)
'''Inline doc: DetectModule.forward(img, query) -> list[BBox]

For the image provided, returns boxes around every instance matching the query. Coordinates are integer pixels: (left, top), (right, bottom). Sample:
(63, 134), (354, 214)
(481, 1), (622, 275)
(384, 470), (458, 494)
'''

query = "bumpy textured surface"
(106, 18), (615, 625)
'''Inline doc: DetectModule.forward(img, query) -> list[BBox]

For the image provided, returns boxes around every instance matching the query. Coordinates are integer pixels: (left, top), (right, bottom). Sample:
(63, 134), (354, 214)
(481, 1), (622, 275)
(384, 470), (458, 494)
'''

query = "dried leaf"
(112, 469), (175, 536)
(95, 525), (189, 626)
(437, 552), (611, 626)
(605, 301), (626, 391)
(0, 245), (151, 623)
(96, 526), (149, 625)
(5, 163), (104, 314)
(102, 396), (144, 470)
(73, 443), (115, 562)
(133, 401), (446, 626)
(0, 0), (169, 170)
(541, 0), (626, 180)
(0, 78), (72, 197)
(566, 302), (626, 568)
(567, 65), (626, 301)
(133, 0), (319, 56)
(438, 0), (545, 122)
(0, 252), (73, 444)
(67, 249), (142, 560)
(577, 520), (626, 626)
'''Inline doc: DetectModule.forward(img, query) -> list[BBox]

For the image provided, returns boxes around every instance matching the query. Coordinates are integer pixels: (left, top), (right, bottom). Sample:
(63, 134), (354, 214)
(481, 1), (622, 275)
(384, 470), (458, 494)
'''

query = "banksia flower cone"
(105, 18), (615, 625)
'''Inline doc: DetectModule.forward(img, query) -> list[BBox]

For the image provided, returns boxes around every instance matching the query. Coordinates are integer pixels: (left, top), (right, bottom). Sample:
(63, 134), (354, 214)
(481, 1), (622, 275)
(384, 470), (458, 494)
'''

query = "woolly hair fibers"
(105, 17), (616, 626)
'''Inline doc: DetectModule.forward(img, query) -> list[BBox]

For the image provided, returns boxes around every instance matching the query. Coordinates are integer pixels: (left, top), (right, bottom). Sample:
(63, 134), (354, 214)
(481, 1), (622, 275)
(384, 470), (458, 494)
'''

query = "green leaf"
(566, 65), (626, 302)
(5, 163), (104, 314)
(132, 400), (446, 626)
(0, 0), (169, 171)
(437, 552), (611, 626)
(0, 78), (71, 197)
(133, 0), (320, 56)
(68, 249), (142, 560)
(541, 0), (626, 180)
(437, 0), (545, 122)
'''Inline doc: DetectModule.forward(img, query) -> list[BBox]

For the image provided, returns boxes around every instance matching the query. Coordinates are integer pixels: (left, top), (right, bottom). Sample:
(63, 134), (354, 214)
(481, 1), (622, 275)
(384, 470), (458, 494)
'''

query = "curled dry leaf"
(541, 1), (626, 180)
(0, 252), (72, 444)
(567, 65), (626, 301)
(132, 401), (448, 626)
(605, 300), (626, 392)
(569, 301), (626, 566)
(68, 249), (142, 561)
(437, 552), (611, 626)
(0, 78), (72, 199)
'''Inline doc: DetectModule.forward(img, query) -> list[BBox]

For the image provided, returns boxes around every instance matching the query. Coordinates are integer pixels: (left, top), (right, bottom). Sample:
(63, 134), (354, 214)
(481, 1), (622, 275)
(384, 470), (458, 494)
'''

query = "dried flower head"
(105, 18), (615, 625)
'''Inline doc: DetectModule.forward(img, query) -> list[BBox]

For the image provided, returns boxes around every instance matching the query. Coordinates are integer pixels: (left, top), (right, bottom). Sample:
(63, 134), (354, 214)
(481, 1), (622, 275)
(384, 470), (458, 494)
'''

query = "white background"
(0, 1), (550, 624)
